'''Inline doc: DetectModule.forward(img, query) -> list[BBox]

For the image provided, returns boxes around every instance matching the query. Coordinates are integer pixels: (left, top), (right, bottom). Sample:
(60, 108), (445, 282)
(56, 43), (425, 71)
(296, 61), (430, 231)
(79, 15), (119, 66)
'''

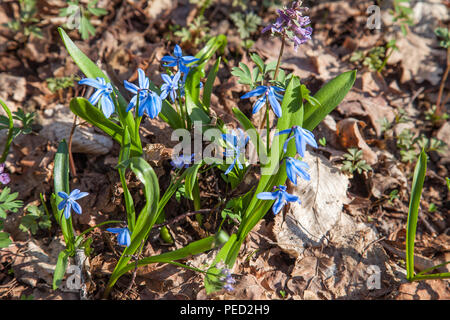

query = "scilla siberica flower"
(160, 71), (181, 103)
(161, 44), (199, 69)
(262, 1), (313, 51)
(257, 185), (300, 215)
(106, 227), (131, 247)
(0, 163), (10, 185)
(78, 77), (115, 118)
(170, 153), (195, 169)
(124, 68), (162, 119)
(222, 128), (249, 175)
(277, 125), (317, 157)
(285, 157), (310, 185)
(241, 85), (285, 118)
(57, 189), (89, 219)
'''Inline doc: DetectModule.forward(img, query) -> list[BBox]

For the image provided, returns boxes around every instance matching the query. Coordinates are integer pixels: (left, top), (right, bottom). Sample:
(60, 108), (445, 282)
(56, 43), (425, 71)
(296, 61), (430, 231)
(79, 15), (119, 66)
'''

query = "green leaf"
(54, 140), (75, 251)
(406, 149), (427, 281)
(203, 57), (221, 111)
(303, 70), (356, 131)
(232, 107), (267, 162)
(250, 53), (265, 73)
(0, 232), (11, 248)
(195, 34), (227, 69)
(186, 90), (210, 126)
(105, 157), (159, 296)
(80, 16), (94, 40)
(53, 250), (70, 290)
(213, 76), (305, 273)
(231, 63), (253, 87)
(58, 28), (138, 149)
(118, 128), (135, 231)
(185, 163), (202, 200)
(0, 187), (23, 219)
(0, 99), (14, 163)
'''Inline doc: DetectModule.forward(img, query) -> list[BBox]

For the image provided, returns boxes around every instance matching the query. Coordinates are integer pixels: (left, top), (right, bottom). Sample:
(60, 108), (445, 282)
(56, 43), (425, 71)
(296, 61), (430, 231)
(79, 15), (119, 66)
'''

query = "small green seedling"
(341, 148), (372, 174)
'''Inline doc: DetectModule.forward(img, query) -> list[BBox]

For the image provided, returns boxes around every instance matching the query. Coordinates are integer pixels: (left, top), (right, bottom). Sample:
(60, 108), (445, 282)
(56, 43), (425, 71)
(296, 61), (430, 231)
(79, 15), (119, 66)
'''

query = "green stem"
(0, 99), (14, 163)
(416, 260), (450, 276)
(410, 272), (450, 281)
(134, 92), (142, 142)
(273, 34), (286, 83)
(76, 220), (124, 240)
(175, 98), (186, 129)
(266, 102), (270, 154)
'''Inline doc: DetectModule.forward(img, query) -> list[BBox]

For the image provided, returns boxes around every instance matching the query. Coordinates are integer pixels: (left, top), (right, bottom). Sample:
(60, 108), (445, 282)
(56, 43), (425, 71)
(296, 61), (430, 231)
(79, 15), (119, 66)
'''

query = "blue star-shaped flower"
(78, 77), (115, 118)
(106, 227), (131, 247)
(285, 157), (310, 186)
(257, 185), (300, 215)
(161, 44), (199, 69)
(241, 85), (285, 118)
(170, 153), (195, 170)
(57, 189), (89, 219)
(222, 129), (249, 175)
(276, 125), (318, 157)
(160, 72), (181, 103)
(124, 68), (162, 119)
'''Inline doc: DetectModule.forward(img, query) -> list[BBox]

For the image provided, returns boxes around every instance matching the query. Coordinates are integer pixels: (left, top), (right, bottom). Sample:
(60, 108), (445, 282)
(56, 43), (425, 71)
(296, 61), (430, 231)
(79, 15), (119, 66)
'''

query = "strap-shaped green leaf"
(185, 163), (202, 201)
(53, 140), (75, 252)
(406, 149), (427, 281)
(53, 249), (70, 290)
(195, 35), (227, 69)
(69, 97), (142, 156)
(232, 107), (267, 161)
(203, 57), (221, 110)
(303, 70), (356, 131)
(105, 157), (159, 296)
(58, 28), (139, 153)
(118, 128), (135, 231)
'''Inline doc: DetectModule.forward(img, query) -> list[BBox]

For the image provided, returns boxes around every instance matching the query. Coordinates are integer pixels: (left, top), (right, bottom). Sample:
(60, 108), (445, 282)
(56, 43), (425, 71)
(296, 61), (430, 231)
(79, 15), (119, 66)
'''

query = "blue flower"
(216, 261), (236, 292)
(257, 185), (300, 215)
(220, 268), (236, 292)
(161, 44), (199, 69)
(78, 77), (115, 118)
(124, 68), (162, 119)
(106, 227), (131, 247)
(57, 189), (89, 219)
(285, 157), (310, 186)
(276, 125), (318, 157)
(170, 153), (195, 169)
(241, 85), (285, 118)
(222, 129), (249, 175)
(160, 72), (181, 103)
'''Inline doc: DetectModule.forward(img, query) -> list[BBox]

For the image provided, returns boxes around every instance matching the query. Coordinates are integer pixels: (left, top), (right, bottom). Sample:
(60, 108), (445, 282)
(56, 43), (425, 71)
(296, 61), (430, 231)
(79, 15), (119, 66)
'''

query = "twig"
(436, 46), (450, 116)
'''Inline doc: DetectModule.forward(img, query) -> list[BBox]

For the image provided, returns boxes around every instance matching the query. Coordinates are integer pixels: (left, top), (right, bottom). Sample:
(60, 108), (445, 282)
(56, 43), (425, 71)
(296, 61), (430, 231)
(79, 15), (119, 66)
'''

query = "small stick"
(436, 46), (450, 116)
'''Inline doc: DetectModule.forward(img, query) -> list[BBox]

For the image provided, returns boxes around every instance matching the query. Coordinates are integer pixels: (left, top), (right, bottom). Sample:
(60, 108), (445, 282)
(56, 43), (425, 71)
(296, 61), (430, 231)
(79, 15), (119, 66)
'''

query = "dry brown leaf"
(336, 118), (378, 165)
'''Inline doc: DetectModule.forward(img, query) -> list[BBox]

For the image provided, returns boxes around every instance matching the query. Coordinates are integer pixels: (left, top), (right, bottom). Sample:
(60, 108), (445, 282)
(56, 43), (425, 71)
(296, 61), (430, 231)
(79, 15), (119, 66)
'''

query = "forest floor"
(0, 0), (449, 300)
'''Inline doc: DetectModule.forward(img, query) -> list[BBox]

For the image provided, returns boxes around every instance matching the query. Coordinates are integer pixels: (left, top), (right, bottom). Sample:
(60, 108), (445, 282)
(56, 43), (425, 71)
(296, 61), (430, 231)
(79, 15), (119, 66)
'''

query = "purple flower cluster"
(0, 163), (10, 185)
(217, 262), (236, 292)
(262, 1), (313, 51)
